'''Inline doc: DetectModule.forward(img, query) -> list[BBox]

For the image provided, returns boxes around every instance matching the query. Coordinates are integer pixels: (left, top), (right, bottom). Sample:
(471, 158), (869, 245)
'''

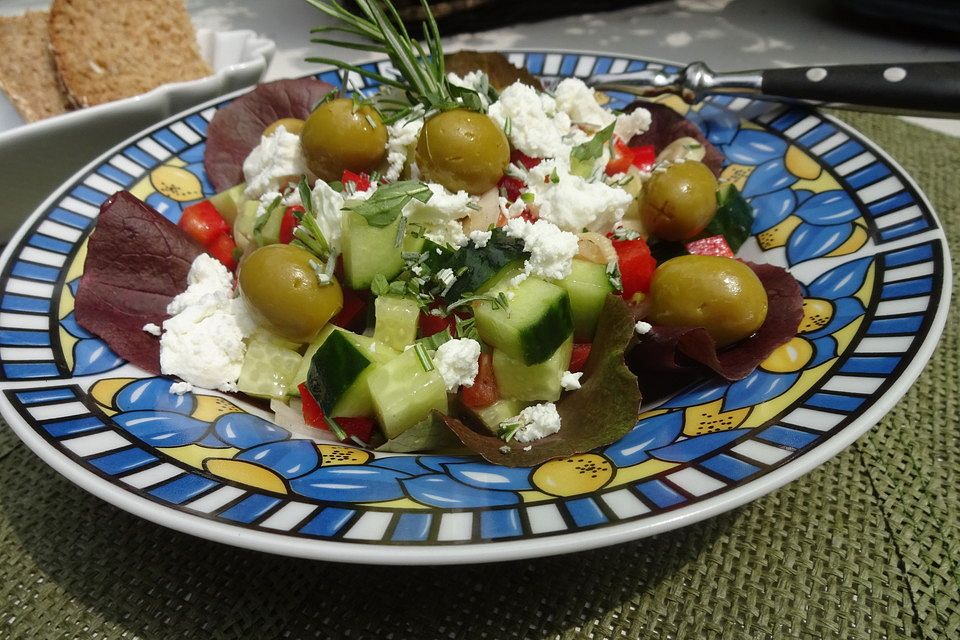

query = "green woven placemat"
(1, 111), (957, 640)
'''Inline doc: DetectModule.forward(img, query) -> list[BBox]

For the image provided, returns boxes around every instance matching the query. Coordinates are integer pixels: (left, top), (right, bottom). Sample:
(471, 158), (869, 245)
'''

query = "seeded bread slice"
(48, 0), (213, 108)
(0, 10), (72, 122)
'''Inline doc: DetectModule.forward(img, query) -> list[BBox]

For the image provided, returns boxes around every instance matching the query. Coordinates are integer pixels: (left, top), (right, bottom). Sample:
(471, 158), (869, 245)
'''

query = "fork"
(577, 61), (960, 117)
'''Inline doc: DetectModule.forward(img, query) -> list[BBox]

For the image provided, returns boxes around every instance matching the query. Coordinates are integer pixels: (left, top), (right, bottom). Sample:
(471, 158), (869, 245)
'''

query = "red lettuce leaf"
(441, 295), (642, 467)
(204, 78), (335, 192)
(74, 191), (203, 374)
(626, 100), (725, 176)
(628, 262), (804, 390)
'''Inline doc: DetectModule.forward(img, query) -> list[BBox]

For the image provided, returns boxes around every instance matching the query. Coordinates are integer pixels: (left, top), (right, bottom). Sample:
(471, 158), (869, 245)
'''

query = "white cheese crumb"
(142, 323), (161, 336)
(433, 338), (482, 391)
(169, 381), (194, 395)
(383, 111), (424, 182)
(554, 78), (616, 130)
(159, 254), (255, 392)
(523, 445), (532, 451)
(614, 108), (652, 142)
(511, 402), (562, 444)
(402, 182), (472, 247)
(504, 217), (580, 281)
(436, 267), (457, 296)
(525, 160), (633, 233)
(306, 179), (346, 256)
(635, 320), (653, 335)
(488, 82), (573, 158)
(242, 125), (309, 199)
(560, 370), (583, 391)
(468, 229), (492, 248)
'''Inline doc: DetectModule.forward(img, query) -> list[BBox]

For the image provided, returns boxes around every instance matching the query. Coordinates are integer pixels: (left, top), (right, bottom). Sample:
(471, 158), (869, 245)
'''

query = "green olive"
(238, 244), (343, 343)
(647, 255), (768, 348)
(300, 98), (387, 181)
(640, 160), (718, 241)
(263, 117), (305, 137)
(415, 109), (509, 195)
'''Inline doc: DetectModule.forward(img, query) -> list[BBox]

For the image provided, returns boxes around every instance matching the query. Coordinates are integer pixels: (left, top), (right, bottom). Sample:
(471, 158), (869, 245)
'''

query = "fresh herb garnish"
(346, 180), (432, 227)
(305, 0), (474, 119)
(414, 342), (434, 372)
(570, 121), (615, 178)
(498, 421), (522, 442)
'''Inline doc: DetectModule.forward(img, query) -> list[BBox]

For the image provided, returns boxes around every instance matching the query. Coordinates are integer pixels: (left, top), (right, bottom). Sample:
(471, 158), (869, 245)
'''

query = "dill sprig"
(304, 0), (459, 117)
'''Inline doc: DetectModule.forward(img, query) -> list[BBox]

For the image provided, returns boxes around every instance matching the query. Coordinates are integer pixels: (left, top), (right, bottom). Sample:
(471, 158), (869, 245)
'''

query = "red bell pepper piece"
(630, 144), (656, 172)
(341, 170), (371, 192)
(497, 174), (525, 202)
(460, 352), (500, 409)
(278, 205), (303, 244)
(207, 233), (238, 271)
(334, 416), (376, 442)
(298, 382), (325, 427)
(685, 235), (735, 258)
(331, 286), (367, 331)
(568, 343), (592, 373)
(611, 236), (657, 298)
(605, 138), (635, 176)
(419, 309), (457, 337)
(178, 200), (230, 247)
(511, 149), (541, 170)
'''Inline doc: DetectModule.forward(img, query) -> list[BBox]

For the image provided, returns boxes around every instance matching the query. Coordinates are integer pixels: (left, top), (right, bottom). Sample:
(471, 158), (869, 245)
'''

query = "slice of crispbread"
(48, 0), (213, 108)
(0, 10), (72, 122)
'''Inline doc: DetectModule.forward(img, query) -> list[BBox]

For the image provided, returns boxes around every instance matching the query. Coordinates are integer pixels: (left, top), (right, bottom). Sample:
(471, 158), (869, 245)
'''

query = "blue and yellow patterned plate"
(0, 52), (950, 565)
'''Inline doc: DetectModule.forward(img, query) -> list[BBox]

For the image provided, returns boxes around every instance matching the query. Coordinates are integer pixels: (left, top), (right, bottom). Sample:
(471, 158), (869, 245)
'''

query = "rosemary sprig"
(307, 0), (460, 109)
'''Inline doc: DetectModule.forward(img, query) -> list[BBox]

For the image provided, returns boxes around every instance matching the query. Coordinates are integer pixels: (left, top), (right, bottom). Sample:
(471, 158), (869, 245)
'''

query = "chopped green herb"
(569, 121), (615, 178)
(498, 421), (522, 442)
(504, 115), (512, 137)
(550, 167), (561, 184)
(346, 180), (432, 227)
(324, 415), (347, 440)
(414, 343), (434, 372)
(520, 192), (535, 204)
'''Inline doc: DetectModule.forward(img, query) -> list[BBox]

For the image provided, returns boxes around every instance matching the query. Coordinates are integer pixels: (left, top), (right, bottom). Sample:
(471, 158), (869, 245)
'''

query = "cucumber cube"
(468, 398), (526, 435)
(366, 348), (449, 439)
(474, 276), (573, 365)
(208, 183), (246, 224)
(556, 258), (614, 341)
(492, 337), (573, 402)
(374, 295), (420, 351)
(237, 334), (303, 399)
(305, 328), (395, 417)
(341, 210), (405, 290)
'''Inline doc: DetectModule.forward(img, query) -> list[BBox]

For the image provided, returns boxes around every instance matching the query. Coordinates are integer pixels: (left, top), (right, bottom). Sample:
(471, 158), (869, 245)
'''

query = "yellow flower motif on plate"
(204, 458), (288, 494)
(317, 444), (372, 466)
(784, 145), (821, 180)
(827, 222), (868, 258)
(757, 215), (802, 250)
(799, 298), (834, 333)
(531, 454), (613, 497)
(683, 398), (750, 437)
(761, 336), (814, 373)
(150, 165), (204, 202)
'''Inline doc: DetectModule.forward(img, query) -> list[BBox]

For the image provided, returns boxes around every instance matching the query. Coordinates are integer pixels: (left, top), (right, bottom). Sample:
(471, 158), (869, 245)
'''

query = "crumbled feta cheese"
(614, 108), (652, 142)
(468, 229), (492, 248)
(169, 381), (194, 395)
(512, 402), (562, 444)
(383, 111), (424, 182)
(402, 182), (472, 246)
(504, 217), (580, 281)
(526, 160), (633, 233)
(554, 78), (616, 130)
(436, 267), (457, 296)
(447, 71), (493, 109)
(242, 125), (308, 199)
(142, 323), (161, 336)
(160, 255), (255, 392)
(488, 82), (573, 158)
(499, 195), (527, 219)
(560, 370), (583, 391)
(635, 320), (653, 335)
(306, 179), (348, 255)
(434, 338), (482, 391)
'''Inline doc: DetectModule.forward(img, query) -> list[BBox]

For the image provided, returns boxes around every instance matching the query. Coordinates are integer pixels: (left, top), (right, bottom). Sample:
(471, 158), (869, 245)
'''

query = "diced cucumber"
(365, 347), (449, 439)
(341, 210), (404, 290)
(254, 199), (285, 246)
(233, 200), (260, 251)
(468, 398), (526, 435)
(556, 258), (614, 341)
(492, 337), (573, 402)
(208, 183), (246, 224)
(236, 334), (303, 399)
(305, 328), (395, 417)
(474, 276), (573, 365)
(374, 295), (420, 351)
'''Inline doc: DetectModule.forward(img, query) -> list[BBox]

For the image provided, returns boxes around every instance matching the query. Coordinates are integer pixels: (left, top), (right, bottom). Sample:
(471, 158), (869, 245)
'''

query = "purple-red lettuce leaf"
(625, 100), (725, 176)
(204, 78), (335, 192)
(74, 191), (203, 374)
(441, 295), (641, 467)
(628, 262), (804, 389)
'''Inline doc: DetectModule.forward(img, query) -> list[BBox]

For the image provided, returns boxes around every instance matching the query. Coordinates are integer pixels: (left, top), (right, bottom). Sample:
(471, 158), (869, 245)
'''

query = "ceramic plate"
(0, 51), (949, 565)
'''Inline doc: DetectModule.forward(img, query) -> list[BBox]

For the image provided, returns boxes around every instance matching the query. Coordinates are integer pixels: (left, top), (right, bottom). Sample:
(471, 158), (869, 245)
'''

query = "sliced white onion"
(577, 231), (617, 264)
(462, 188), (501, 233)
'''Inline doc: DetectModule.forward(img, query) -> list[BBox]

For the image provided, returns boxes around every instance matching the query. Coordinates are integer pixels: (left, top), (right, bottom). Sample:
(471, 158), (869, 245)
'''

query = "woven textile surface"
(0, 111), (957, 639)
